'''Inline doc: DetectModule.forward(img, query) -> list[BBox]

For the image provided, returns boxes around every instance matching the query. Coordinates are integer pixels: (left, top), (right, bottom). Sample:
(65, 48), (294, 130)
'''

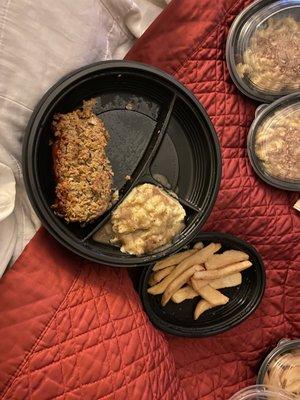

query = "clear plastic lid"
(226, 0), (300, 102)
(230, 385), (296, 400)
(257, 340), (300, 398)
(247, 93), (300, 191)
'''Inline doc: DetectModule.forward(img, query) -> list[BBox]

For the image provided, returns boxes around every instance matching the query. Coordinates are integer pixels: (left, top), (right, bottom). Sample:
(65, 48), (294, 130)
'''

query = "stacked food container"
(226, 0), (300, 191)
(226, 0), (300, 397)
(230, 339), (300, 398)
(229, 385), (297, 400)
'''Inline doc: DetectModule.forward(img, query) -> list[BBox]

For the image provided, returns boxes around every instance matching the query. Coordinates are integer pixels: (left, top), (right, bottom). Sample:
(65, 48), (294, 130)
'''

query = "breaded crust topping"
(52, 99), (113, 223)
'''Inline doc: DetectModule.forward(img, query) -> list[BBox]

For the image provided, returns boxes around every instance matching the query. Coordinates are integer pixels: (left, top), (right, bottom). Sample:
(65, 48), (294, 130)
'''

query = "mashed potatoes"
(110, 183), (186, 255)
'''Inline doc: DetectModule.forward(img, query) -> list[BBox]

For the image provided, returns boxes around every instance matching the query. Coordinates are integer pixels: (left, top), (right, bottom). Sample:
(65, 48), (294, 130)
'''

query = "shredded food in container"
(255, 107), (300, 181)
(237, 17), (300, 93)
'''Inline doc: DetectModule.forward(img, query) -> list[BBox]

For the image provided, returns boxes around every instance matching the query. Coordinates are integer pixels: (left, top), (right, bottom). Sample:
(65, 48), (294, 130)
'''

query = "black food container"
(23, 61), (221, 267)
(139, 232), (265, 337)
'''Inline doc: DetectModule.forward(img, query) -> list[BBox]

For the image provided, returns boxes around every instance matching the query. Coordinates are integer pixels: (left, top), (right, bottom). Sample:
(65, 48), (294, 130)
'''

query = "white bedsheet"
(0, 0), (170, 276)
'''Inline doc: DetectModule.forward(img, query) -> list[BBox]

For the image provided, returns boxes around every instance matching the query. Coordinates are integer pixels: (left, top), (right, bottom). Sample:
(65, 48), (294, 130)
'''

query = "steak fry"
(190, 279), (229, 306)
(148, 243), (220, 295)
(161, 265), (203, 306)
(153, 249), (196, 271)
(194, 300), (212, 320)
(205, 250), (249, 270)
(193, 261), (252, 280)
(171, 286), (198, 303)
(147, 242), (253, 321)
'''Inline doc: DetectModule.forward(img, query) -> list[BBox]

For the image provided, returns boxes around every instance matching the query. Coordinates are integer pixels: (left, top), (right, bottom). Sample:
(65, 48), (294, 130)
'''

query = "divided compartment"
(32, 70), (174, 242)
(83, 94), (203, 249)
(23, 61), (221, 266)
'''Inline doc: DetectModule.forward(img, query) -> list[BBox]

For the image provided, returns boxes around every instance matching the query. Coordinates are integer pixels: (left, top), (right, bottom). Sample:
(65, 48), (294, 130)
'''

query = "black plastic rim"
(139, 232), (266, 337)
(226, 0), (299, 103)
(22, 61), (221, 267)
(247, 92), (300, 192)
(257, 339), (300, 384)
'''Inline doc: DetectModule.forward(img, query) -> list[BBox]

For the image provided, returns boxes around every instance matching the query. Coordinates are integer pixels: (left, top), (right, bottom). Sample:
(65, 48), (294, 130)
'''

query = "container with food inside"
(257, 339), (300, 398)
(23, 61), (221, 266)
(247, 93), (300, 191)
(139, 232), (265, 337)
(229, 385), (296, 400)
(51, 99), (115, 224)
(226, 0), (300, 102)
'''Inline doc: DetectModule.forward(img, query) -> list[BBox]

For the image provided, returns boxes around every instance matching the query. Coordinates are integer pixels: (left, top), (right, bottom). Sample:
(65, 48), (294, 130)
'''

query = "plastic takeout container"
(230, 385), (296, 400)
(23, 61), (221, 267)
(139, 232), (265, 337)
(247, 93), (300, 191)
(226, 0), (300, 102)
(257, 339), (300, 397)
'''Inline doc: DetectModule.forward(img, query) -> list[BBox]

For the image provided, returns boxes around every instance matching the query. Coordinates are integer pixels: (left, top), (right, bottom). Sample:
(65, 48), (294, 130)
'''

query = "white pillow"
(0, 0), (134, 158)
(0, 0), (168, 274)
(0, 0), (134, 274)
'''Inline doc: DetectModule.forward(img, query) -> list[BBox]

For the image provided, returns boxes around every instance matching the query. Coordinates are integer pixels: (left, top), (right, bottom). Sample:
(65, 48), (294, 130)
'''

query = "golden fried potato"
(148, 274), (156, 286)
(153, 249), (196, 271)
(153, 265), (175, 283)
(190, 280), (229, 306)
(171, 286), (198, 303)
(193, 261), (252, 280)
(205, 250), (249, 270)
(161, 265), (203, 306)
(194, 300), (212, 320)
(193, 242), (204, 250)
(148, 243), (220, 295)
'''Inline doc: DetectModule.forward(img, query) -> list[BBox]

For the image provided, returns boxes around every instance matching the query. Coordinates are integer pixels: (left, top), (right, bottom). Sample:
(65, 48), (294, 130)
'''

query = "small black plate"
(23, 61), (221, 267)
(139, 232), (265, 337)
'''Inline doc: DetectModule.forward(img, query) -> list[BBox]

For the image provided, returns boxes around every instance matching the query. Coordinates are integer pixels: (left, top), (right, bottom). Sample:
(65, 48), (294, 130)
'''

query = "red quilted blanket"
(0, 0), (299, 399)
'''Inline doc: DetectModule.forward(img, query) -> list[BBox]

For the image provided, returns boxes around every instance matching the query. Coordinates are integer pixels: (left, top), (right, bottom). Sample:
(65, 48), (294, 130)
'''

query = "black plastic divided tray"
(23, 61), (221, 267)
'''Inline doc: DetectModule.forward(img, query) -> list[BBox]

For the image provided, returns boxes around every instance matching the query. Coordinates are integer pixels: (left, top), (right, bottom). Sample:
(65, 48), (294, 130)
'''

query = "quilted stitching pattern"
(1, 0), (299, 399)
(0, 232), (186, 400)
(128, 0), (299, 398)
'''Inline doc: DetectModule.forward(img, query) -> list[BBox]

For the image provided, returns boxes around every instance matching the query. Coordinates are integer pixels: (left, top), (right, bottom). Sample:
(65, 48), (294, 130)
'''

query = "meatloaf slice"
(51, 99), (113, 223)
